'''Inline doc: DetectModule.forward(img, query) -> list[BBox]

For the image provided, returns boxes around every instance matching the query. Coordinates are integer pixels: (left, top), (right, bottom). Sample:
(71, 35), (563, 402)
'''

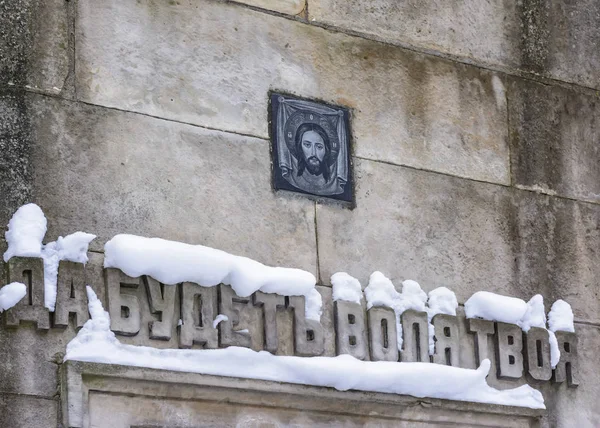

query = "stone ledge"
(62, 360), (544, 428)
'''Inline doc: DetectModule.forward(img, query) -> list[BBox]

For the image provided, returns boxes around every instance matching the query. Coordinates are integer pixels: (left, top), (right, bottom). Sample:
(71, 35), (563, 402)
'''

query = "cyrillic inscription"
(288, 295), (324, 357)
(468, 318), (495, 366)
(1, 259), (582, 389)
(253, 291), (286, 353)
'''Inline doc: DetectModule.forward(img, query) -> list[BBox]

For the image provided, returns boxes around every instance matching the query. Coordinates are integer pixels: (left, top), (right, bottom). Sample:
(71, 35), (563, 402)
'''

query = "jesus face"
(301, 130), (326, 175)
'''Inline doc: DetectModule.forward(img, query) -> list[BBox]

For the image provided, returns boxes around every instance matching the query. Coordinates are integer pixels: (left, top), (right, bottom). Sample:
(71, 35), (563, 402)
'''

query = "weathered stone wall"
(1, 1), (599, 427)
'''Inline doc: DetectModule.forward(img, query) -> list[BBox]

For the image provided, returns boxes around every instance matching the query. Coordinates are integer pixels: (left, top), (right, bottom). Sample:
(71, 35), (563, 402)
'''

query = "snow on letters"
(104, 234), (321, 320)
(3, 203), (47, 262)
(65, 287), (545, 410)
(3, 204), (581, 408)
(331, 272), (363, 304)
(465, 291), (576, 369)
(3, 203), (96, 311)
(363, 272), (429, 352)
(41, 232), (96, 311)
(0, 282), (27, 312)
(548, 300), (575, 333)
(465, 291), (529, 325)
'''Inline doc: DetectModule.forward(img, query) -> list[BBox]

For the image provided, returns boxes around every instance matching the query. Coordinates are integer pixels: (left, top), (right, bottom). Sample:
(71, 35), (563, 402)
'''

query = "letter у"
(144, 276), (176, 341)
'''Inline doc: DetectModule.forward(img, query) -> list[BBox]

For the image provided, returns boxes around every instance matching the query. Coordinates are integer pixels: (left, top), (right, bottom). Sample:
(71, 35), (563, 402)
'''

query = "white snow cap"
(426, 287), (459, 355)
(42, 232), (96, 311)
(427, 287), (458, 319)
(364, 271), (397, 309)
(548, 300), (575, 333)
(3, 203), (47, 262)
(0, 282), (27, 312)
(548, 331), (560, 369)
(364, 272), (428, 352)
(104, 234), (321, 320)
(331, 272), (362, 304)
(105, 234), (315, 297)
(65, 290), (545, 410)
(519, 294), (547, 332)
(212, 314), (229, 329)
(401, 280), (429, 310)
(465, 291), (528, 325)
(50, 232), (97, 264)
(364, 273), (427, 313)
(304, 288), (323, 322)
(3, 204), (96, 311)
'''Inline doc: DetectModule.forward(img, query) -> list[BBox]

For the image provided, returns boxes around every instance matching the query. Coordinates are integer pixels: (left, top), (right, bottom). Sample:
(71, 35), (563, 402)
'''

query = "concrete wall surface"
(1, 0), (599, 427)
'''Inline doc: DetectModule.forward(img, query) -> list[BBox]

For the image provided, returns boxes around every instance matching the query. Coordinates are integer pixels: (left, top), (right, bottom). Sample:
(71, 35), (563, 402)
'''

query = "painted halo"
(284, 110), (340, 166)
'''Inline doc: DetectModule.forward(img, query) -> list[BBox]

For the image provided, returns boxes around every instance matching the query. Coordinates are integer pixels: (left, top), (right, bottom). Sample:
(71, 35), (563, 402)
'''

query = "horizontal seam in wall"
(0, 391), (58, 401)
(355, 155), (600, 208)
(574, 320), (600, 328)
(76, 99), (268, 140)
(3, 87), (268, 141)
(223, 0), (600, 96)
